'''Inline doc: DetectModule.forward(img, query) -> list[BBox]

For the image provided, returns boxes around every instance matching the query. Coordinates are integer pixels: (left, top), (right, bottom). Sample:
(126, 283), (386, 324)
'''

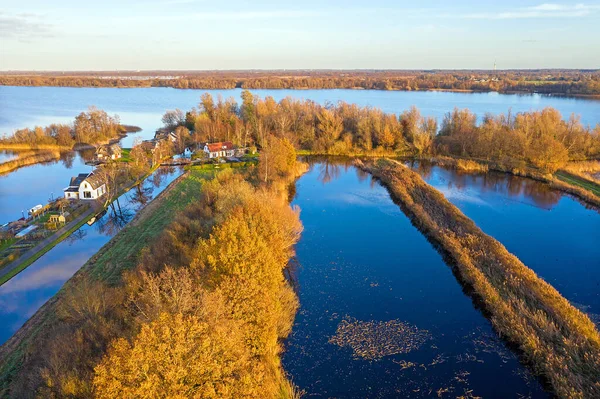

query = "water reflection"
(95, 199), (134, 237)
(284, 161), (549, 398)
(407, 160), (562, 210)
(64, 227), (88, 245)
(408, 161), (600, 315)
(0, 167), (181, 344)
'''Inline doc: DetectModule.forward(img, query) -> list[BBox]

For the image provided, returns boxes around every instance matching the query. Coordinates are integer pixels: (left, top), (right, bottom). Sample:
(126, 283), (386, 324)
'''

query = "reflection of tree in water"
(60, 151), (76, 169)
(355, 167), (370, 184)
(480, 173), (561, 209)
(407, 160), (433, 180)
(151, 166), (176, 188)
(96, 198), (134, 237)
(128, 183), (154, 211)
(317, 161), (341, 184)
(522, 180), (561, 209)
(77, 148), (96, 163)
(65, 227), (87, 245)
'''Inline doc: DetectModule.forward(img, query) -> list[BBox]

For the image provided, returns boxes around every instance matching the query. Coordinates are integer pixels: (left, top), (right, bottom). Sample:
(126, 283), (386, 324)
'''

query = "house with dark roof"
(203, 141), (234, 158)
(63, 172), (106, 200)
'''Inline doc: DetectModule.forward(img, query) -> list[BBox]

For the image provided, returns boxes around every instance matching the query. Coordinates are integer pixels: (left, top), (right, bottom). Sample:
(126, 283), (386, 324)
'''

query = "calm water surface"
(0, 167), (181, 344)
(0, 151), (94, 224)
(1, 86), (600, 225)
(283, 161), (549, 398)
(408, 163), (600, 322)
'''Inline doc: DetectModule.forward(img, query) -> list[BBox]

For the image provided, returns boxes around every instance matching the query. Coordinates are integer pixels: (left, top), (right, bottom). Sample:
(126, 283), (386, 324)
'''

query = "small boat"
(87, 209), (107, 226)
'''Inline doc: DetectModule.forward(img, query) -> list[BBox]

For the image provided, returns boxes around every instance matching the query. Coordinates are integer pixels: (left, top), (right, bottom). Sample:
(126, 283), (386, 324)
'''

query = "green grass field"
(86, 168), (211, 284)
(556, 171), (600, 197)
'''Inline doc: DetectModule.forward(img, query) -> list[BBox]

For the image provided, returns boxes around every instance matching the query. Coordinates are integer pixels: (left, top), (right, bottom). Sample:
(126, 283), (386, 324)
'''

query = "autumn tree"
(161, 109), (185, 130)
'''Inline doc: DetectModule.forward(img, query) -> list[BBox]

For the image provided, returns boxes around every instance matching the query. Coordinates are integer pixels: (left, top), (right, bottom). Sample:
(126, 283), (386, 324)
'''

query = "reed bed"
(358, 158), (600, 398)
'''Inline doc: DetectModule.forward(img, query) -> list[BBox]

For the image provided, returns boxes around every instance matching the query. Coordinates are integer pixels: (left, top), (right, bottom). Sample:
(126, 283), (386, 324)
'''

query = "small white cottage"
(64, 172), (106, 200)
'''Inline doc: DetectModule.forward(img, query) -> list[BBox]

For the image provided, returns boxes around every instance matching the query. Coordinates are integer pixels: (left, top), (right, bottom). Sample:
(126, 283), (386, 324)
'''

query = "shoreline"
(1, 84), (599, 99)
(358, 158), (600, 398)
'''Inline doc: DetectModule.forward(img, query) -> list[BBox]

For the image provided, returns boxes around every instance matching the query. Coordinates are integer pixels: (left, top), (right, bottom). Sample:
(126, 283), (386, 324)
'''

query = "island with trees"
(1, 69), (600, 97)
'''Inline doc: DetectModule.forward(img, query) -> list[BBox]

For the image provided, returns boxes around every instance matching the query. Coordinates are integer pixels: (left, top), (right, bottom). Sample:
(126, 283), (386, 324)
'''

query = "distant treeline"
(169, 91), (600, 173)
(0, 108), (125, 149)
(2, 70), (600, 95)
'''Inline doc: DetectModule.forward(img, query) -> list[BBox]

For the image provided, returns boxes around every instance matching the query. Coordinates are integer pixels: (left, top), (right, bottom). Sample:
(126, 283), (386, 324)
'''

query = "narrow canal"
(0, 167), (182, 344)
(408, 162), (600, 323)
(283, 161), (549, 398)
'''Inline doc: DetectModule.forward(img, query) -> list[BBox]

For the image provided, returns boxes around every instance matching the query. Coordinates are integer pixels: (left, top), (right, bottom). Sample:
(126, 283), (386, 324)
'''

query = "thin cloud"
(453, 3), (600, 19)
(0, 12), (55, 41)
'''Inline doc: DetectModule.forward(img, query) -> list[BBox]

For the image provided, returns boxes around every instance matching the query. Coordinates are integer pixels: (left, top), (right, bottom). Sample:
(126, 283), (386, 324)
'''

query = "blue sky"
(1, 1), (599, 70)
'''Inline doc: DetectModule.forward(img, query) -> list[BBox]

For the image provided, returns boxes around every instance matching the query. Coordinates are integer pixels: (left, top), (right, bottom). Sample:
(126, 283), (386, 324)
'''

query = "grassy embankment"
(555, 161), (600, 197)
(0, 167), (209, 394)
(359, 159), (600, 398)
(0, 151), (61, 175)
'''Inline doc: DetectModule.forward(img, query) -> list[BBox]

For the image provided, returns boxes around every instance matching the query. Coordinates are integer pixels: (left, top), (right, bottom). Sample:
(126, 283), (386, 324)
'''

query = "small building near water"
(49, 214), (66, 224)
(204, 142), (235, 159)
(64, 172), (106, 200)
(96, 144), (122, 161)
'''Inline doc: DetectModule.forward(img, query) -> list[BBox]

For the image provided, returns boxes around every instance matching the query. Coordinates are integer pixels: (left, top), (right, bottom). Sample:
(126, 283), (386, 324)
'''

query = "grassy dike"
(358, 158), (600, 398)
(0, 168), (211, 395)
(555, 171), (600, 198)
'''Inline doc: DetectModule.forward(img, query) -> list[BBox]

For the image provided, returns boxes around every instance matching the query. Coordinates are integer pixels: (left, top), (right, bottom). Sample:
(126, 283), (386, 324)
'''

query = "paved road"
(0, 207), (95, 282)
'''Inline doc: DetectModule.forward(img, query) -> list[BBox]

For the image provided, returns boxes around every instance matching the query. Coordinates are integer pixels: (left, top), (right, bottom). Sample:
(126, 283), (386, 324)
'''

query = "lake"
(0, 167), (181, 344)
(283, 161), (549, 397)
(1, 86), (600, 226)
(407, 162), (600, 324)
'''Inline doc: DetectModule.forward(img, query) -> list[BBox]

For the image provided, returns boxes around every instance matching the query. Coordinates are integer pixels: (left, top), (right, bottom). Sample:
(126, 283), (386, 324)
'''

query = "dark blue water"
(283, 161), (549, 398)
(409, 163), (600, 322)
(0, 167), (181, 344)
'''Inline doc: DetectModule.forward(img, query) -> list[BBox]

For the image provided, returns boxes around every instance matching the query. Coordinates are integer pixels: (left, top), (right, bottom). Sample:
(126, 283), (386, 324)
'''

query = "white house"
(204, 141), (235, 159)
(64, 172), (106, 200)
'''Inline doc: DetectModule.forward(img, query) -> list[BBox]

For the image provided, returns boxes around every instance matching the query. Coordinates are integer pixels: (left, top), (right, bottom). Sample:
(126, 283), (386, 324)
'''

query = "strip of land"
(358, 158), (600, 398)
(2, 70), (599, 96)
(0, 207), (95, 286)
(0, 168), (208, 395)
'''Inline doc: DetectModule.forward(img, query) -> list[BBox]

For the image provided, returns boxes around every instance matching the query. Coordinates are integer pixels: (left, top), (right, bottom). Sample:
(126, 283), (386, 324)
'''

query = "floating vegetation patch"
(329, 317), (431, 360)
